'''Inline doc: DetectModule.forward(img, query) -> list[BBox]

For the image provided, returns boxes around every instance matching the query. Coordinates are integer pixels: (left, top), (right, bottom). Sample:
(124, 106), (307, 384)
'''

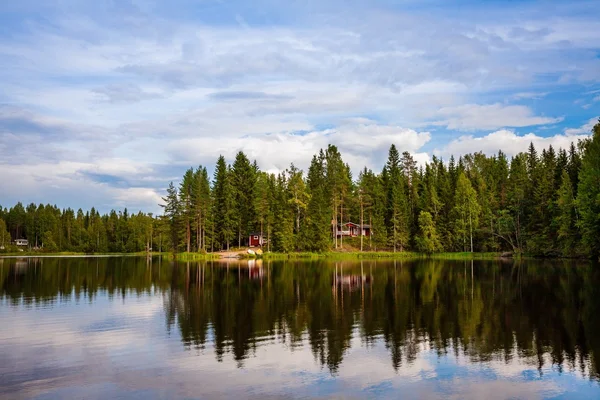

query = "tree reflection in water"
(2, 256), (599, 379)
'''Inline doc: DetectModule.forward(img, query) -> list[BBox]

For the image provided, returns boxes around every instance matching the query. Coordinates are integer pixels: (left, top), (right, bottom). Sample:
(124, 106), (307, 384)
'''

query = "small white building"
(14, 239), (28, 247)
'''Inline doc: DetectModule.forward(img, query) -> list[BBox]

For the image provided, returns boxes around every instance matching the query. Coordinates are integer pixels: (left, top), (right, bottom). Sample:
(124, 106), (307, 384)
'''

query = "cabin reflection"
(333, 273), (373, 291)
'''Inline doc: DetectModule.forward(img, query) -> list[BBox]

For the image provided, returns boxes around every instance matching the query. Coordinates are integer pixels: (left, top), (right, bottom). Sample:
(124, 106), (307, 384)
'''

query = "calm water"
(1, 257), (600, 399)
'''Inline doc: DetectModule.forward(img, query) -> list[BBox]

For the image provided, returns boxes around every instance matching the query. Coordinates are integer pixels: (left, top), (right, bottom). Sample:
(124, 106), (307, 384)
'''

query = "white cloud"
(432, 103), (562, 131)
(436, 129), (590, 158)
(564, 117), (599, 135)
(167, 122), (432, 174)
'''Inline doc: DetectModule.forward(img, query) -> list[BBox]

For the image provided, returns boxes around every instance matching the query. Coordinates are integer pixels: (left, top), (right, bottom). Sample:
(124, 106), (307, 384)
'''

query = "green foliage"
(556, 171), (579, 256)
(0, 218), (10, 248)
(416, 211), (442, 254)
(300, 153), (331, 252)
(451, 172), (480, 252)
(213, 156), (236, 250)
(577, 119), (600, 258)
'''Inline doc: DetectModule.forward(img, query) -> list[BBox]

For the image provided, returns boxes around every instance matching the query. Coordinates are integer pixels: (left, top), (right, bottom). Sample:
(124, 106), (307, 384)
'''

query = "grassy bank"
(261, 251), (505, 260)
(0, 251), (153, 257)
(163, 252), (221, 261)
(0, 250), (510, 261)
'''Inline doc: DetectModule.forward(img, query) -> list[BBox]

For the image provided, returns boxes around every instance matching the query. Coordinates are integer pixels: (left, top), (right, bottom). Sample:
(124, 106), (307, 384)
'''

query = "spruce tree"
(231, 151), (257, 247)
(179, 167), (195, 253)
(577, 119), (600, 258)
(161, 181), (181, 252)
(556, 170), (578, 256)
(301, 153), (331, 252)
(213, 156), (235, 250)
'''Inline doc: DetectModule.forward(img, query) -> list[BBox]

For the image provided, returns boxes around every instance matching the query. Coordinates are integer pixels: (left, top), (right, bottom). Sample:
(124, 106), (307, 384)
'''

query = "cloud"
(564, 117), (599, 135)
(435, 129), (591, 158)
(432, 104), (562, 131)
(93, 83), (164, 103)
(167, 122), (432, 174)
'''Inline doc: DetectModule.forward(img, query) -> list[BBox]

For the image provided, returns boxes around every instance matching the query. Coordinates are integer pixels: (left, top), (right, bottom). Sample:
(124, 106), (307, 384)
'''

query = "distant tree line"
(1, 119), (599, 257)
(0, 204), (162, 253)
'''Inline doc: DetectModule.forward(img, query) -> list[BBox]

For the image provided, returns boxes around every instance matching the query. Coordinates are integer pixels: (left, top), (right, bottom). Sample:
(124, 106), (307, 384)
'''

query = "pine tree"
(556, 170), (578, 256)
(286, 164), (310, 250)
(577, 119), (600, 258)
(0, 218), (9, 249)
(231, 151), (257, 247)
(272, 173), (295, 252)
(192, 166), (211, 252)
(301, 153), (331, 252)
(384, 145), (410, 252)
(213, 156), (235, 250)
(179, 168), (195, 253)
(161, 181), (181, 252)
(325, 145), (351, 248)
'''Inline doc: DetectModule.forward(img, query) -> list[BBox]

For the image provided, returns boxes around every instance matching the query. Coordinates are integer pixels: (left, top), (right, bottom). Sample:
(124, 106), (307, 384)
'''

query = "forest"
(1, 119), (599, 258)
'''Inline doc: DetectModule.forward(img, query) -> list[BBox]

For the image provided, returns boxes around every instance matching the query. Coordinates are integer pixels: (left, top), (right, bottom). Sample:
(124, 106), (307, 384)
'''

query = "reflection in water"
(1, 257), (600, 399)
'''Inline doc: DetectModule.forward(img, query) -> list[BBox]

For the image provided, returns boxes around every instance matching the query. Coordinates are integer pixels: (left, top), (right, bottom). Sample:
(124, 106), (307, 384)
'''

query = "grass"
(163, 252), (221, 261)
(0, 249), (508, 261)
(262, 251), (505, 260)
(0, 251), (154, 257)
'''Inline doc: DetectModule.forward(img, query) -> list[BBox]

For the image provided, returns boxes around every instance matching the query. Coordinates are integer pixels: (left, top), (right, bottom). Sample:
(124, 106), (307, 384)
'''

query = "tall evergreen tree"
(0, 218), (9, 248)
(301, 153), (331, 252)
(577, 119), (600, 258)
(161, 182), (181, 251)
(556, 170), (578, 256)
(179, 168), (195, 253)
(213, 156), (235, 250)
(384, 145), (410, 252)
(231, 151), (257, 247)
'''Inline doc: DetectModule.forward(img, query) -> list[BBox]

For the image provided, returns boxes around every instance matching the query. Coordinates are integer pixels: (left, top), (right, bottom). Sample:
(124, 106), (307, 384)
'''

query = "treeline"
(161, 119), (600, 257)
(1, 119), (599, 257)
(0, 204), (162, 253)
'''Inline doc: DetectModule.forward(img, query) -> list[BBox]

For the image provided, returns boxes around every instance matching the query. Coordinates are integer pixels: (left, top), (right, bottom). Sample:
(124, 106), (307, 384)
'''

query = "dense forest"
(1, 119), (599, 257)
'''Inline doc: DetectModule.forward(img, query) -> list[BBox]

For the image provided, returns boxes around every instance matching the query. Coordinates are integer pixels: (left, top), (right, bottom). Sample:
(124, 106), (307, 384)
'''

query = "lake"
(1, 257), (599, 399)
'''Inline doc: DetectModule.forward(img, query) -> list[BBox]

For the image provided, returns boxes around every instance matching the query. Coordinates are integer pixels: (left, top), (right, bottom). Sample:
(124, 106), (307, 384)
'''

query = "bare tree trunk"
(360, 194), (364, 252)
(340, 198), (343, 248)
(369, 213), (372, 250)
(333, 197), (338, 248)
(187, 221), (191, 253)
(469, 209), (473, 253)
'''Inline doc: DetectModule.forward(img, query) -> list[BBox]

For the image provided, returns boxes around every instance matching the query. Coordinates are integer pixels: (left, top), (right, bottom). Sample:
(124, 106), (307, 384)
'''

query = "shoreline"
(0, 250), (592, 261)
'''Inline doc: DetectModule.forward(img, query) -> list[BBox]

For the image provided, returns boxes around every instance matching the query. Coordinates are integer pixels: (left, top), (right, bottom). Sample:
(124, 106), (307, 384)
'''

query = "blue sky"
(0, 0), (599, 213)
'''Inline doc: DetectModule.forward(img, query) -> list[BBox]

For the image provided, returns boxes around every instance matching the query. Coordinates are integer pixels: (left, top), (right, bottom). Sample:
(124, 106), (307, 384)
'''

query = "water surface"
(1, 257), (599, 399)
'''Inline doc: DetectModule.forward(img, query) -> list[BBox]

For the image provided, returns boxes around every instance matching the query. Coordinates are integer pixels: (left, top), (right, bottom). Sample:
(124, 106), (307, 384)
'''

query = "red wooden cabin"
(248, 232), (265, 247)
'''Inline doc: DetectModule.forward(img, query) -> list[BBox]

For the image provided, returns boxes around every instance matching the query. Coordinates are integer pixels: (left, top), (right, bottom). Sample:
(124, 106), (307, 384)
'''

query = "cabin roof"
(337, 222), (371, 228)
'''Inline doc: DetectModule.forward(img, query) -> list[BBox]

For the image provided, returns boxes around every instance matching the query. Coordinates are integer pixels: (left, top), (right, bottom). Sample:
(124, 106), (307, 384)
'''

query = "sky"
(0, 0), (599, 214)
